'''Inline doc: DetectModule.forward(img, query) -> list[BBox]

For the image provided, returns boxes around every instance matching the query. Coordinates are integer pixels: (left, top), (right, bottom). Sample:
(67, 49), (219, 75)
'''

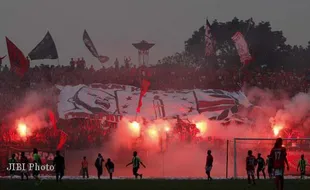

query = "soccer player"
(266, 155), (273, 179)
(126, 151), (146, 179)
(33, 148), (42, 185)
(81, 156), (89, 179)
(20, 152), (29, 180)
(105, 158), (115, 180)
(8, 153), (17, 179)
(95, 153), (104, 179)
(205, 150), (213, 180)
(246, 150), (256, 185)
(270, 138), (289, 190)
(297, 154), (308, 179)
(256, 153), (266, 179)
(53, 150), (65, 182)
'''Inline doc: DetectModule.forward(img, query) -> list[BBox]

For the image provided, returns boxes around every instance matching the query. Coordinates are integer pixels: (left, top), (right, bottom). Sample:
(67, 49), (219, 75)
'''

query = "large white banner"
(57, 84), (251, 121)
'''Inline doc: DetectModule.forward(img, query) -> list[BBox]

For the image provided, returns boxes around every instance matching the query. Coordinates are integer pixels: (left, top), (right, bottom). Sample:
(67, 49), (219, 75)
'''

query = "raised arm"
(126, 161), (132, 167)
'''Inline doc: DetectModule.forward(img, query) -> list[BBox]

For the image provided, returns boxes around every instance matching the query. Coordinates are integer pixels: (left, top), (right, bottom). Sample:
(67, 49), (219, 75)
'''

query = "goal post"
(233, 138), (310, 179)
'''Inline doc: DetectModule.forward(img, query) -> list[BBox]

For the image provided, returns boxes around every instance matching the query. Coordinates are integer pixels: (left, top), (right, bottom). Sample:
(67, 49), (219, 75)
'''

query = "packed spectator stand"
(0, 57), (309, 149)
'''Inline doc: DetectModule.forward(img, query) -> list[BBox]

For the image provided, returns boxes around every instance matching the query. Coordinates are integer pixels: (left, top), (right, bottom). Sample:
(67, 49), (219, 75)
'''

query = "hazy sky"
(0, 0), (309, 69)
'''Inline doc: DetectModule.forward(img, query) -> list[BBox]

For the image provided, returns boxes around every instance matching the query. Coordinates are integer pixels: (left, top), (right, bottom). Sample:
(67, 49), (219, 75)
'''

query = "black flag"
(83, 30), (99, 58)
(83, 30), (109, 64)
(28, 31), (58, 60)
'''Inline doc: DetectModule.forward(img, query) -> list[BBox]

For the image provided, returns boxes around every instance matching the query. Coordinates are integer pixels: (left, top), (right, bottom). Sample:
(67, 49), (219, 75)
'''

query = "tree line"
(159, 17), (310, 72)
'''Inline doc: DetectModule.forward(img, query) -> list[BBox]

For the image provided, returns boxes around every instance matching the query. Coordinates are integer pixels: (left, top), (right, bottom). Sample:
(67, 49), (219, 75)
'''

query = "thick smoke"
(272, 92), (310, 135)
(246, 87), (286, 117)
(8, 86), (310, 177)
(99, 112), (276, 177)
(7, 89), (56, 134)
(274, 93), (310, 124)
(245, 86), (310, 136)
(207, 121), (266, 138)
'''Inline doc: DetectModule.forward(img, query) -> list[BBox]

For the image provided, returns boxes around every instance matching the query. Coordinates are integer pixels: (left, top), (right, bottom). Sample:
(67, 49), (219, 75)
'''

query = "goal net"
(233, 138), (310, 179)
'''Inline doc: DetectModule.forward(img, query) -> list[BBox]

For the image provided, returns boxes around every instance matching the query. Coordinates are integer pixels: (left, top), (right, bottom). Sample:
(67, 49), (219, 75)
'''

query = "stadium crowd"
(1, 58), (310, 97)
(0, 58), (310, 149)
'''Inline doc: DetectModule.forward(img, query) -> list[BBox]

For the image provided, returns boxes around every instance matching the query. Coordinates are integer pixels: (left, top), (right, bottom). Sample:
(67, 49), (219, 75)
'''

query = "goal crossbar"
(234, 138), (310, 141)
(233, 137), (310, 178)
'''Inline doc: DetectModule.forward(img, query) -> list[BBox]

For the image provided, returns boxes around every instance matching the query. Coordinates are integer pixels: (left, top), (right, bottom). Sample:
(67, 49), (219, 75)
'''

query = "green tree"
(184, 17), (289, 70)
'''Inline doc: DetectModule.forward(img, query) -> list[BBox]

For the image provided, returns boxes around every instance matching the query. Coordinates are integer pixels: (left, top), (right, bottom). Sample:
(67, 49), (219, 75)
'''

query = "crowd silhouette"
(0, 57), (309, 149)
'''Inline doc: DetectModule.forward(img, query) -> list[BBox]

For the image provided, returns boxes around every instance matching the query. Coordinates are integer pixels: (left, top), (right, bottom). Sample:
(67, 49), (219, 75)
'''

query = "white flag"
(232, 32), (252, 64)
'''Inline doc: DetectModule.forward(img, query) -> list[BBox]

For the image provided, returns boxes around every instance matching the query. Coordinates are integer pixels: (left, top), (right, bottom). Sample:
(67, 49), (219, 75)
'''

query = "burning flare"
(195, 121), (208, 137)
(128, 121), (141, 137)
(164, 126), (170, 132)
(147, 128), (158, 139)
(272, 124), (284, 137)
(17, 122), (28, 138)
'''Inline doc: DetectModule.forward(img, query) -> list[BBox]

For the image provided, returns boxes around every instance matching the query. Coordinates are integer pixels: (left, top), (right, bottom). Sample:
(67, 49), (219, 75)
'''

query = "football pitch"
(1, 179), (310, 190)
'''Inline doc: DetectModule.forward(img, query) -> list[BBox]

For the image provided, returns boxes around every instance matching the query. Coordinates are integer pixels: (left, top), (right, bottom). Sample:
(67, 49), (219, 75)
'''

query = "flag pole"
(238, 18), (253, 87)
(205, 17), (208, 66)
(161, 136), (164, 177)
(244, 17), (253, 38)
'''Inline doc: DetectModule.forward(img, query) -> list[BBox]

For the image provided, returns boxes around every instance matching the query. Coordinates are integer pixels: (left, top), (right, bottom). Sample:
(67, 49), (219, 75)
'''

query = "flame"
(128, 121), (141, 137)
(195, 121), (207, 136)
(164, 126), (170, 132)
(273, 124), (284, 137)
(147, 127), (158, 140)
(17, 123), (28, 138)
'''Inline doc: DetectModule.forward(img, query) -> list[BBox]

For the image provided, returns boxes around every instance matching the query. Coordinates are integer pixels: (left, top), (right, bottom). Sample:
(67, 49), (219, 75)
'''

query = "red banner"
(136, 79), (151, 113)
(6, 37), (29, 76)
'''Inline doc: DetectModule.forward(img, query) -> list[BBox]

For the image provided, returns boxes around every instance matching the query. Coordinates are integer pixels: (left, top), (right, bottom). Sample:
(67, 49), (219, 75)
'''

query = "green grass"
(0, 179), (309, 190)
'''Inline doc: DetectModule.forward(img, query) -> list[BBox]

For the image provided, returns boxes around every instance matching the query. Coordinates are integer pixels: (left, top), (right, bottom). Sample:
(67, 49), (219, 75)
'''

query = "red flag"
(6, 37), (30, 76)
(57, 130), (68, 150)
(231, 32), (252, 64)
(136, 79), (151, 113)
(48, 110), (57, 130)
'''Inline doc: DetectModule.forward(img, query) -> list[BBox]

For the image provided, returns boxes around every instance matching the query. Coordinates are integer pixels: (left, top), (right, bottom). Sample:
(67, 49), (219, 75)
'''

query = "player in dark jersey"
(256, 153), (266, 179)
(205, 150), (213, 180)
(95, 153), (104, 179)
(20, 152), (29, 180)
(270, 138), (289, 190)
(266, 155), (273, 179)
(246, 150), (256, 185)
(53, 150), (65, 182)
(105, 158), (115, 180)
